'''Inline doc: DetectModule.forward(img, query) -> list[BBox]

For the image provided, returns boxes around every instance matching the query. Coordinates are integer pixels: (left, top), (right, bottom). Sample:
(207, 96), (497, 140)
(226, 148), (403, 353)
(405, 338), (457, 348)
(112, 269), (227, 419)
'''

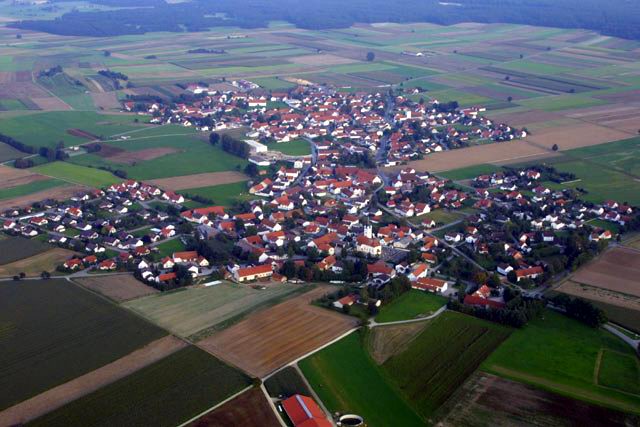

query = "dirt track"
(197, 286), (357, 378)
(0, 335), (186, 426)
(147, 171), (248, 191)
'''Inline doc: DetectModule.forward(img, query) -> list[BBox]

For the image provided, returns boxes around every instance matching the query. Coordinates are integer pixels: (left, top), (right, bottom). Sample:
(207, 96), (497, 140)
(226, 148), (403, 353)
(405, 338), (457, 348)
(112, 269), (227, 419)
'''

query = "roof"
(516, 266), (543, 277)
(464, 295), (505, 309)
(282, 395), (331, 427)
(237, 264), (272, 277)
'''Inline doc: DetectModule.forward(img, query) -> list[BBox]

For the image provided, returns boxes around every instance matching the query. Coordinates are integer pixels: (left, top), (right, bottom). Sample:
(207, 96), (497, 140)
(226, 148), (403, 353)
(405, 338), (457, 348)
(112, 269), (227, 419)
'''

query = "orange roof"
(173, 251), (198, 260)
(282, 395), (331, 427)
(158, 272), (177, 282)
(237, 264), (272, 278)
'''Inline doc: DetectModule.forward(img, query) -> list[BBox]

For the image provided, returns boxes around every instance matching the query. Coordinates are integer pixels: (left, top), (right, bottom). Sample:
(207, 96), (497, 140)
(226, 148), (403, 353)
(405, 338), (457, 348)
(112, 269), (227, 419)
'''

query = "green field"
(0, 178), (68, 201)
(375, 290), (447, 323)
(181, 181), (250, 207)
(31, 161), (120, 188)
(37, 73), (95, 111)
(0, 236), (50, 264)
(438, 164), (502, 181)
(598, 350), (640, 395)
(29, 346), (252, 427)
(0, 279), (166, 410)
(382, 312), (512, 419)
(518, 94), (606, 111)
(482, 310), (640, 414)
(0, 142), (27, 162)
(299, 331), (425, 427)
(153, 238), (186, 258)
(124, 282), (307, 339)
(268, 138), (311, 156)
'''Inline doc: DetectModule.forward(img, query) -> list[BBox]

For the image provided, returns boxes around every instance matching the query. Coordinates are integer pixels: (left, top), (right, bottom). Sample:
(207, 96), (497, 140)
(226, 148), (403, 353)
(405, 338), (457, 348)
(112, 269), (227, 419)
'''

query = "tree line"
(210, 132), (251, 159)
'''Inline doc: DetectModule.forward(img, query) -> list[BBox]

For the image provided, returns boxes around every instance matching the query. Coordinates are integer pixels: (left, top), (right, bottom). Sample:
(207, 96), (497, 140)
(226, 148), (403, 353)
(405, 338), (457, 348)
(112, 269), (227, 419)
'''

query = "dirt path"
(0, 335), (186, 425)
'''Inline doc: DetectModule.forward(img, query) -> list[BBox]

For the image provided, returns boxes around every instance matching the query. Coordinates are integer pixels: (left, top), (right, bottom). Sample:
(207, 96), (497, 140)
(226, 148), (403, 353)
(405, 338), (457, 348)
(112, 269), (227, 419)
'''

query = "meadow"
(0, 279), (166, 410)
(482, 310), (640, 414)
(31, 162), (120, 188)
(268, 138), (311, 156)
(299, 331), (425, 427)
(0, 178), (67, 200)
(375, 290), (446, 323)
(28, 346), (252, 427)
(180, 181), (250, 207)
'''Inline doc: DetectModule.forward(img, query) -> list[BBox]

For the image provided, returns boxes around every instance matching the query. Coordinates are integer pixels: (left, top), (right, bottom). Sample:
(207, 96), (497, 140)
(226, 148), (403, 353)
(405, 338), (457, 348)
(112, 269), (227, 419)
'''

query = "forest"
(10, 0), (640, 40)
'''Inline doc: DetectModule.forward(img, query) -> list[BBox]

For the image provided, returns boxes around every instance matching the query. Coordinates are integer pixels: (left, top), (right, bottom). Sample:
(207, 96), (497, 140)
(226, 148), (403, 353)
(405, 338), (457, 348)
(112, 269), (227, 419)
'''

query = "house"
(99, 259), (116, 271)
(333, 294), (358, 310)
(157, 272), (177, 283)
(464, 295), (505, 309)
(233, 264), (273, 282)
(412, 277), (449, 293)
(64, 258), (83, 270)
(281, 395), (332, 427)
(497, 263), (514, 276)
(515, 266), (543, 281)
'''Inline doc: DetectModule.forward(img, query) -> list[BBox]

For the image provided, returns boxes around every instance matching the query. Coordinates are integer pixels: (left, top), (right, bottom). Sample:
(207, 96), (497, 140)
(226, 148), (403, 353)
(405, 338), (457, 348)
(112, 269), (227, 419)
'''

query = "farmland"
(124, 281), (307, 339)
(482, 310), (640, 414)
(74, 275), (159, 303)
(0, 236), (50, 264)
(568, 247), (640, 298)
(180, 181), (250, 207)
(375, 289), (447, 323)
(264, 366), (311, 398)
(299, 331), (425, 427)
(187, 388), (281, 427)
(0, 247), (76, 277)
(28, 346), (252, 427)
(268, 139), (311, 156)
(31, 162), (119, 188)
(382, 312), (512, 419)
(0, 279), (166, 411)
(198, 286), (358, 377)
(0, 179), (67, 201)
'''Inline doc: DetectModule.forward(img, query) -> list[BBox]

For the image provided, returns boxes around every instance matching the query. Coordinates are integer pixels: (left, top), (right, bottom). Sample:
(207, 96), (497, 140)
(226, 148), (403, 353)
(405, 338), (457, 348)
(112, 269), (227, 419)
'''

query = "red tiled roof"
(282, 395), (331, 427)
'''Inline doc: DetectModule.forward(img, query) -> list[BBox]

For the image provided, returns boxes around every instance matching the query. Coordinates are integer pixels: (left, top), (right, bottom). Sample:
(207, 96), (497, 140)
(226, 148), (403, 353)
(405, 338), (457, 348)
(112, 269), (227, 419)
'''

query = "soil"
(74, 274), (158, 302)
(570, 247), (640, 297)
(0, 248), (76, 278)
(368, 322), (429, 364)
(147, 171), (248, 191)
(0, 166), (49, 190)
(189, 388), (281, 427)
(0, 185), (86, 210)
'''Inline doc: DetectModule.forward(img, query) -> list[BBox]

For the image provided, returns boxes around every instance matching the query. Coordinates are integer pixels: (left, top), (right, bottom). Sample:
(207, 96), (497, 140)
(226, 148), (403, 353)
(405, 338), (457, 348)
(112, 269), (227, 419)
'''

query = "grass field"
(124, 282), (305, 338)
(598, 350), (640, 395)
(268, 138), (311, 156)
(0, 178), (67, 201)
(375, 290), (447, 323)
(437, 164), (502, 180)
(0, 279), (166, 411)
(31, 162), (119, 188)
(300, 331), (425, 427)
(0, 143), (26, 162)
(29, 346), (252, 427)
(153, 238), (186, 258)
(180, 181), (250, 207)
(0, 236), (50, 264)
(482, 310), (640, 414)
(382, 312), (512, 419)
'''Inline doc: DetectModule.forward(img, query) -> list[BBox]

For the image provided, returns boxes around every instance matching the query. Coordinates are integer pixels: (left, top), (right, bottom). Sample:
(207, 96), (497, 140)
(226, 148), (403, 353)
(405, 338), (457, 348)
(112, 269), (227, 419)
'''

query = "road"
(369, 305), (447, 327)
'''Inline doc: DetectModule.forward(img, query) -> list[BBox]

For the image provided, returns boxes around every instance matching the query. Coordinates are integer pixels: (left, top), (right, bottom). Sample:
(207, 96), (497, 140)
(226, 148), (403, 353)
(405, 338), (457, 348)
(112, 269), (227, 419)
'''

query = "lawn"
(0, 279), (166, 410)
(0, 179), (68, 201)
(299, 331), (425, 427)
(419, 208), (465, 226)
(28, 346), (252, 427)
(180, 181), (250, 207)
(437, 164), (502, 181)
(124, 281), (305, 339)
(0, 236), (50, 264)
(268, 138), (311, 156)
(482, 310), (640, 414)
(375, 290), (447, 323)
(153, 238), (186, 258)
(382, 312), (512, 419)
(31, 162), (120, 188)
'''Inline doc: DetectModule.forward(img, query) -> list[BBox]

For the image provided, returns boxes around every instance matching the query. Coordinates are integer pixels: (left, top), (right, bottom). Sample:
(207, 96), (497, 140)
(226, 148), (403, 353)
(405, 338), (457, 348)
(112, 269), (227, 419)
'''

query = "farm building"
(412, 277), (449, 293)
(233, 264), (273, 282)
(281, 394), (332, 427)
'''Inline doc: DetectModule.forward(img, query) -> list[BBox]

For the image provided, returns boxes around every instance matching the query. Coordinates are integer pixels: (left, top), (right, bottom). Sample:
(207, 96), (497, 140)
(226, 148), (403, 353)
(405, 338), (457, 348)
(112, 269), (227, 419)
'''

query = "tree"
(552, 144), (559, 151)
(244, 162), (258, 177)
(209, 132), (220, 145)
(366, 51), (375, 62)
(103, 50), (111, 57)
(507, 96), (513, 102)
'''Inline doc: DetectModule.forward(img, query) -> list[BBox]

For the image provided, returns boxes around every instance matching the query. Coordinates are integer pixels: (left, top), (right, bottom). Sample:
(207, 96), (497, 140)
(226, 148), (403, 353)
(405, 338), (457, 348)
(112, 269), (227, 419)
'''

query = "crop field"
(0, 247), (76, 277)
(0, 141), (25, 162)
(187, 388), (281, 427)
(382, 312), (512, 419)
(437, 164), (502, 181)
(568, 247), (640, 298)
(438, 372), (639, 427)
(180, 181), (250, 207)
(0, 166), (49, 189)
(0, 183), (85, 210)
(29, 346), (252, 427)
(147, 171), (247, 192)
(300, 331), (425, 427)
(198, 286), (358, 378)
(31, 162), (120, 188)
(268, 138), (311, 156)
(0, 236), (50, 264)
(482, 310), (640, 414)
(0, 279), (166, 411)
(368, 322), (430, 365)
(0, 178), (67, 201)
(375, 290), (446, 323)
(264, 366), (311, 398)
(124, 282), (306, 339)
(74, 275), (158, 302)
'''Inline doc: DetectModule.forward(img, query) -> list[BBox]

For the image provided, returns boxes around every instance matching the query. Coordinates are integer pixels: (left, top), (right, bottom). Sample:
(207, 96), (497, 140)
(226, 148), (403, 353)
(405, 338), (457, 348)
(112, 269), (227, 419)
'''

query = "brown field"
(74, 274), (158, 302)
(91, 92), (122, 110)
(289, 53), (358, 66)
(198, 286), (358, 378)
(0, 166), (48, 190)
(368, 322), (428, 364)
(30, 96), (72, 111)
(437, 372), (638, 427)
(188, 388), (280, 427)
(570, 247), (640, 297)
(0, 335), (186, 426)
(147, 171), (248, 191)
(0, 184), (85, 210)
(0, 248), (76, 277)
(526, 122), (632, 150)
(67, 128), (100, 140)
(100, 147), (181, 165)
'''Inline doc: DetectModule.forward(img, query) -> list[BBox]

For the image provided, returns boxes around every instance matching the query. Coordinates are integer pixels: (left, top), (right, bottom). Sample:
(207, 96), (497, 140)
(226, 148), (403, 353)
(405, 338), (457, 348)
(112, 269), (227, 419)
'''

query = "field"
(299, 330), (425, 427)
(187, 388), (281, 427)
(147, 171), (247, 192)
(268, 139), (311, 156)
(180, 181), (251, 207)
(437, 164), (502, 181)
(482, 310), (640, 414)
(31, 161), (120, 188)
(124, 282), (308, 339)
(0, 178), (68, 201)
(569, 247), (640, 297)
(437, 372), (639, 427)
(0, 183), (85, 210)
(375, 289), (447, 323)
(0, 279), (166, 411)
(74, 274), (158, 302)
(0, 247), (76, 277)
(0, 236), (50, 264)
(264, 366), (311, 398)
(28, 346), (252, 427)
(367, 321), (430, 364)
(198, 286), (358, 378)
(1, 336), (186, 426)
(382, 312), (512, 420)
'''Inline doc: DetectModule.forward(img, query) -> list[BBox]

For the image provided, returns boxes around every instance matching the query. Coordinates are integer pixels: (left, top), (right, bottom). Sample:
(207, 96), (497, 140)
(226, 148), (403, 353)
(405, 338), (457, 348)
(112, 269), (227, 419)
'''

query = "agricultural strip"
(187, 388), (281, 427)
(74, 274), (159, 303)
(0, 236), (50, 264)
(375, 289), (447, 323)
(0, 247), (76, 277)
(146, 171), (248, 192)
